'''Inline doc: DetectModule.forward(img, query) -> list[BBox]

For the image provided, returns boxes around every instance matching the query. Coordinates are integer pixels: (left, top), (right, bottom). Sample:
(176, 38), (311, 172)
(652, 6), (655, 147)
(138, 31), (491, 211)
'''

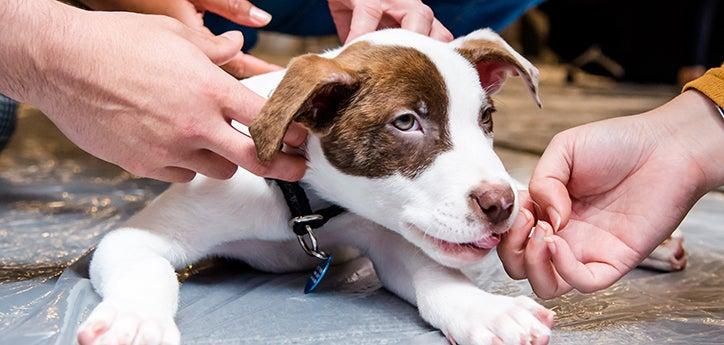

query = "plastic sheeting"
(1, 110), (724, 344)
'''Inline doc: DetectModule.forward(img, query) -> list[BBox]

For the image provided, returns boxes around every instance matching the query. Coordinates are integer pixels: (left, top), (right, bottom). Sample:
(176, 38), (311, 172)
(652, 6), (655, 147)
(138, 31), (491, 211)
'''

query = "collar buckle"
(270, 179), (346, 293)
(290, 214), (329, 260)
(288, 214), (324, 228)
(295, 225), (329, 260)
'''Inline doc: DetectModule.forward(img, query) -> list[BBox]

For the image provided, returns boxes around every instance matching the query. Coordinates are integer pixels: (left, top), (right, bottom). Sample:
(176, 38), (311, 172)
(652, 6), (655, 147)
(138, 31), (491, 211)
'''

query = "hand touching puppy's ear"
(249, 55), (361, 162)
(452, 28), (542, 108)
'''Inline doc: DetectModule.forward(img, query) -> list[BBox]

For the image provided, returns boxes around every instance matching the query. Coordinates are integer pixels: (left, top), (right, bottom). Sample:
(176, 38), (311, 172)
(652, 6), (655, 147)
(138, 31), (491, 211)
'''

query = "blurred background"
(1, 1), (723, 344)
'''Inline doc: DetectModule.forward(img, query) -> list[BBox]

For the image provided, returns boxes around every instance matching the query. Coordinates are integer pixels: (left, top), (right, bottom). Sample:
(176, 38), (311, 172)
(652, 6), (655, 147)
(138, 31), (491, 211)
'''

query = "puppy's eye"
(480, 107), (495, 132)
(391, 113), (421, 132)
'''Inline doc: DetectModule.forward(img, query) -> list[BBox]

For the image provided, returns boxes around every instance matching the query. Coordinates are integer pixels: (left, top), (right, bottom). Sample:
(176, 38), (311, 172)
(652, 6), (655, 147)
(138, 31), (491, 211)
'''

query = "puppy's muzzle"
(470, 181), (515, 228)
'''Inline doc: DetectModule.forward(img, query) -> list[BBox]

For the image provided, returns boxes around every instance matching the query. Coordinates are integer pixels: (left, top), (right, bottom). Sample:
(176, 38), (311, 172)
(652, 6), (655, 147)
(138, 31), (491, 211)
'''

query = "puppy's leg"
(332, 223), (554, 345)
(77, 228), (187, 345)
(413, 266), (554, 345)
(79, 174), (289, 345)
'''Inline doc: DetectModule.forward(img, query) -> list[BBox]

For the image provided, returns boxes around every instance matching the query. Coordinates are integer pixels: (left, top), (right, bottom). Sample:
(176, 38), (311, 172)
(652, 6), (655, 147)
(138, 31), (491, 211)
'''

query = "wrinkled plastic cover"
(2, 111), (724, 344)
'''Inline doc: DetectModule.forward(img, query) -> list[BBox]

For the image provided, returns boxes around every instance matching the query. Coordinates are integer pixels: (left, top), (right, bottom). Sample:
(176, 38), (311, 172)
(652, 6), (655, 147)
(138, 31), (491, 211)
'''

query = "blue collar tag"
(304, 255), (333, 294)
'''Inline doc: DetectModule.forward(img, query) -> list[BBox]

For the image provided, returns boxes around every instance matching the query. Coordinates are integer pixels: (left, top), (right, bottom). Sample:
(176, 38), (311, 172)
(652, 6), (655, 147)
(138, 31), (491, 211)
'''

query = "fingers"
(328, 1), (354, 43)
(499, 190), (536, 279)
(197, 0), (272, 27)
(529, 134), (574, 231)
(282, 123), (308, 148)
(346, 0), (383, 43)
(498, 207), (534, 280)
(169, 1), (206, 28)
(545, 235), (623, 293)
(186, 29), (245, 66)
(180, 149), (238, 180)
(147, 166), (197, 183)
(524, 221), (572, 299)
(398, 5), (434, 36)
(221, 53), (282, 79)
(330, 0), (449, 43)
(209, 124), (306, 181)
(219, 82), (308, 146)
(430, 18), (454, 41)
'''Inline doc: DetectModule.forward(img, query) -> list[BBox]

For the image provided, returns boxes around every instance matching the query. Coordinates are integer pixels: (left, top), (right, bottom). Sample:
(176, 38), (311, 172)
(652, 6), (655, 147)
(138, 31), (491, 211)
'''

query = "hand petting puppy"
(328, 0), (454, 43)
(80, 0), (281, 79)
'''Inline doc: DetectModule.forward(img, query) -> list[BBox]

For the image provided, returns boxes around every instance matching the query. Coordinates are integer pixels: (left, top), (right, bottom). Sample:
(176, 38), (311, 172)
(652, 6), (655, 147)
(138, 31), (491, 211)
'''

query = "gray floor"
(1, 66), (723, 344)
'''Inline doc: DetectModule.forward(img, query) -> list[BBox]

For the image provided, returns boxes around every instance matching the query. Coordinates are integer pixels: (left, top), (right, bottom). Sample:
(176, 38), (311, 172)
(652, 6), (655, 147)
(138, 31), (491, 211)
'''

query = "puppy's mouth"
(406, 223), (500, 262)
(430, 234), (501, 256)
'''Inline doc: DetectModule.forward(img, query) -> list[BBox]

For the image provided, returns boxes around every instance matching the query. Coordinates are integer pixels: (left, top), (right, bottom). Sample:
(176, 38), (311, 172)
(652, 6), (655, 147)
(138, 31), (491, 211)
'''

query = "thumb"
(529, 134), (573, 232)
(187, 30), (245, 66)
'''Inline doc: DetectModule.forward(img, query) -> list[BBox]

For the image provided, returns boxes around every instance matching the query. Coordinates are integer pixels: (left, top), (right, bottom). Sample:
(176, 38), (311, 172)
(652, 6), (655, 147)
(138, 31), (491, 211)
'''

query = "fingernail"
(541, 220), (554, 237)
(250, 7), (272, 24)
(544, 236), (556, 254)
(547, 206), (561, 231)
(220, 31), (243, 42)
(533, 223), (545, 241)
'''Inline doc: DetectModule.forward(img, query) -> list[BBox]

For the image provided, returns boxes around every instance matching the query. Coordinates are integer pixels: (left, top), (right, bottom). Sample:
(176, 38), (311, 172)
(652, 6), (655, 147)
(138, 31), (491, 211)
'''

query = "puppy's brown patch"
(321, 43), (451, 178)
(250, 55), (359, 161)
(250, 42), (452, 179)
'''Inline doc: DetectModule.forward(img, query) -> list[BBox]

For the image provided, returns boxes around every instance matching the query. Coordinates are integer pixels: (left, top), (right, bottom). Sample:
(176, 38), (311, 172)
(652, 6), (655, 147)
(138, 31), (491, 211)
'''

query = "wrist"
(0, 0), (79, 103)
(654, 91), (724, 194)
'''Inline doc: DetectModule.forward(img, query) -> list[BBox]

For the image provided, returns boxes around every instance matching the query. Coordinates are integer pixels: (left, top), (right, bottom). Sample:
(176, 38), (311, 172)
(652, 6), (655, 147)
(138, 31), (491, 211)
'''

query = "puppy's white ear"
(451, 28), (541, 108)
(249, 54), (360, 162)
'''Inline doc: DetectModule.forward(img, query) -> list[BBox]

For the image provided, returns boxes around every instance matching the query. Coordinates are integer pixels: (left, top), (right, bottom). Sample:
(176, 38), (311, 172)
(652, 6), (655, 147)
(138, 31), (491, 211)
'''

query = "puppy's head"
(250, 28), (540, 269)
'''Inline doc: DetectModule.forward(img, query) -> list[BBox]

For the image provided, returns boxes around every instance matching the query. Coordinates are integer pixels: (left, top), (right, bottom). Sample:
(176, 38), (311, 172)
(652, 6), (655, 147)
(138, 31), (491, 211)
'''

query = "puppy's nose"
(470, 182), (515, 225)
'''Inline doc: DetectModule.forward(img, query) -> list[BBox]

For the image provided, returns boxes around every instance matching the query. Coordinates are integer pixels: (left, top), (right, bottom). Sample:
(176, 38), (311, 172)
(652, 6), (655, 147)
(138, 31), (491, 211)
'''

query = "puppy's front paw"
(77, 301), (180, 345)
(419, 289), (554, 345)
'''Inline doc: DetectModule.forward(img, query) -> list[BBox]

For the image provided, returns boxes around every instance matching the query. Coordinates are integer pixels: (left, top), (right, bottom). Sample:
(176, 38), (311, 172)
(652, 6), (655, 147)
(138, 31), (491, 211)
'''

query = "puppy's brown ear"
(249, 54), (360, 162)
(452, 28), (542, 108)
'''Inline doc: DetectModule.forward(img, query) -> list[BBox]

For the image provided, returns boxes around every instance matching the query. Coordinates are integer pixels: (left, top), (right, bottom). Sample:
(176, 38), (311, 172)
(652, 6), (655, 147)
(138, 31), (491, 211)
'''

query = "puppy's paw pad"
(77, 302), (179, 345)
(78, 302), (117, 344)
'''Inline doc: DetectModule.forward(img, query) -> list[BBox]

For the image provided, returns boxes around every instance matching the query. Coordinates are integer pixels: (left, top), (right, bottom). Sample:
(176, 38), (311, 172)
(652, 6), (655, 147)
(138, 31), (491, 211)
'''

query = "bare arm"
(0, 0), (306, 182)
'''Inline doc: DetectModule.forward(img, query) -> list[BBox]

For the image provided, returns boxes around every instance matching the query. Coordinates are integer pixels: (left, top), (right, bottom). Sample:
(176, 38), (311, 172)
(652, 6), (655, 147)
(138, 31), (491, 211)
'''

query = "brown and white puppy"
(78, 29), (553, 345)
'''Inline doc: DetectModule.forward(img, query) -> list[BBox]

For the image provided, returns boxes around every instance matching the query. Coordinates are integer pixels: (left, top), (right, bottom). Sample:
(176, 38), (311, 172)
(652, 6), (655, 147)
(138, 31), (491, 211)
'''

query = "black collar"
(272, 179), (346, 259)
(273, 180), (346, 235)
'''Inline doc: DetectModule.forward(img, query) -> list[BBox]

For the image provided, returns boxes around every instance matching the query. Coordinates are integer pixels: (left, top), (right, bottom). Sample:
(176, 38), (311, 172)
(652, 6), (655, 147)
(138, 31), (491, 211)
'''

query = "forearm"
(656, 90), (724, 193)
(0, 0), (75, 103)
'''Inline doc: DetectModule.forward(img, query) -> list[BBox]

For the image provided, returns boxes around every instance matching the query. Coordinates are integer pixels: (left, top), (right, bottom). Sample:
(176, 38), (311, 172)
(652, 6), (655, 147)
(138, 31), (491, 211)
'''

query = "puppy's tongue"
(472, 234), (501, 250)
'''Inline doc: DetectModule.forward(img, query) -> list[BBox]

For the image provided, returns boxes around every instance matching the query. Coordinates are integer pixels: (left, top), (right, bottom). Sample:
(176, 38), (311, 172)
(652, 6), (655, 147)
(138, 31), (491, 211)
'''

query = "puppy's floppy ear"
(452, 28), (542, 108)
(250, 54), (360, 162)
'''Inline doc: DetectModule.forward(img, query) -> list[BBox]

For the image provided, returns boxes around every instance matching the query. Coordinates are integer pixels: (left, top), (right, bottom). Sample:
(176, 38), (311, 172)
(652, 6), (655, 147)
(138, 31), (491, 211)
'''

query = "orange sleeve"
(683, 65), (724, 108)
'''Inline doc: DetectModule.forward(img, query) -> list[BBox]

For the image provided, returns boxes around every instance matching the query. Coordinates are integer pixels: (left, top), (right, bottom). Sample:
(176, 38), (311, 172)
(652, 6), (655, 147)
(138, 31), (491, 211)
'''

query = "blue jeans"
(204, 0), (543, 51)
(0, 94), (17, 152)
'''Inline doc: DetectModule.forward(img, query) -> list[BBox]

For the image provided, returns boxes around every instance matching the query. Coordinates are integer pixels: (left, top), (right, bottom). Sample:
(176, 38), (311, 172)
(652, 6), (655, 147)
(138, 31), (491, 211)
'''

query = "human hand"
(80, 0), (280, 78)
(328, 0), (453, 43)
(498, 91), (724, 298)
(24, 5), (306, 182)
